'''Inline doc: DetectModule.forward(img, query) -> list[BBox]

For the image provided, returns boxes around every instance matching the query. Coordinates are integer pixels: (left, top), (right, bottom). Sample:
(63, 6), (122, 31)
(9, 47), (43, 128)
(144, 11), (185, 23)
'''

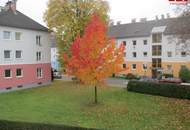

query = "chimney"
(167, 13), (170, 18)
(5, 0), (17, 14)
(131, 18), (136, 23)
(161, 14), (165, 19)
(117, 21), (121, 25)
(140, 18), (147, 22)
(155, 15), (159, 20)
(109, 19), (114, 26)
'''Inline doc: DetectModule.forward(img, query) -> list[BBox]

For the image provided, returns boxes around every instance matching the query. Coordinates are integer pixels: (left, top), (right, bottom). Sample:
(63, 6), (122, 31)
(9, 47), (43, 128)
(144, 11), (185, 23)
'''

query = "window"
(143, 52), (148, 57)
(36, 35), (41, 46)
(123, 64), (126, 69)
(132, 52), (137, 58)
(167, 65), (172, 70)
(152, 33), (162, 43)
(132, 64), (136, 70)
(4, 50), (11, 59)
(16, 68), (23, 77)
(36, 52), (42, 61)
(15, 32), (22, 40)
(152, 45), (162, 56)
(123, 41), (126, 46)
(37, 68), (43, 78)
(181, 52), (186, 57)
(143, 40), (148, 45)
(132, 40), (136, 46)
(167, 51), (172, 57)
(143, 64), (147, 70)
(16, 50), (22, 59)
(152, 58), (162, 68)
(4, 69), (12, 78)
(123, 52), (126, 57)
(3, 31), (11, 40)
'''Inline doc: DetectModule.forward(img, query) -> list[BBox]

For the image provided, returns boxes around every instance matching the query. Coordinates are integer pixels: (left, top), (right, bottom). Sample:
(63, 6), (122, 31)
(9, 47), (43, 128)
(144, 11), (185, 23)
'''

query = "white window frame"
(167, 51), (172, 57)
(3, 31), (11, 40)
(15, 50), (22, 59)
(142, 64), (148, 70)
(36, 51), (42, 61)
(132, 64), (137, 70)
(15, 32), (22, 41)
(4, 69), (12, 79)
(36, 35), (41, 46)
(143, 52), (148, 57)
(4, 50), (11, 60)
(16, 68), (23, 78)
(37, 68), (43, 78)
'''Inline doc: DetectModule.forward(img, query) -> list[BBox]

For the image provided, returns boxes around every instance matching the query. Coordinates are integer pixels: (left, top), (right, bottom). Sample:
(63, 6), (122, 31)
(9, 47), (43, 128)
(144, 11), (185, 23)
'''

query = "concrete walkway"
(60, 75), (128, 88)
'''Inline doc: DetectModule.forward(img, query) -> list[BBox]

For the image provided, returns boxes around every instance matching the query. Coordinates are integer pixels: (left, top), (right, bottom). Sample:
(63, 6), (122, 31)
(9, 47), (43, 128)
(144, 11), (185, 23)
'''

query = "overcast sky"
(0, 0), (176, 26)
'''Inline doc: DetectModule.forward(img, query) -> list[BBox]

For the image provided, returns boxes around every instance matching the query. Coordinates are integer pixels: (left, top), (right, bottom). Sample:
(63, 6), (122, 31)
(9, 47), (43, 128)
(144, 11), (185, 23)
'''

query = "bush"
(127, 80), (190, 99)
(179, 66), (190, 82)
(125, 73), (140, 80)
(0, 120), (101, 130)
(162, 73), (173, 78)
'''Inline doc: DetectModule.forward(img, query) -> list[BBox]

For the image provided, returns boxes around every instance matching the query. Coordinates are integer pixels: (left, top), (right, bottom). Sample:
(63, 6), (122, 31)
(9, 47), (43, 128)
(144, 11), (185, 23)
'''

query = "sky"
(0, 0), (176, 26)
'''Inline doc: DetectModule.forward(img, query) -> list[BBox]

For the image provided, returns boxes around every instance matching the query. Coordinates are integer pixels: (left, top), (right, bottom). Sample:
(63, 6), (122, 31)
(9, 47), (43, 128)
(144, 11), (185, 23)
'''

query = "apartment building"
(108, 16), (190, 78)
(0, 1), (52, 91)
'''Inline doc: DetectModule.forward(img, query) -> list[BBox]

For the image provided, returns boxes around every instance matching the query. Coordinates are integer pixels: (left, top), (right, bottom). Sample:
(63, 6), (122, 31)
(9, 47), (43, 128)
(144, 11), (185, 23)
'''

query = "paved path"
(105, 78), (128, 88)
(60, 75), (128, 88)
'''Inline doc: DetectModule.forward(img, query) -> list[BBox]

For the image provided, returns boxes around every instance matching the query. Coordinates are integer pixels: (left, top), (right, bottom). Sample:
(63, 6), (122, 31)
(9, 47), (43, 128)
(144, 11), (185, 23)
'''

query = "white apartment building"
(108, 16), (190, 78)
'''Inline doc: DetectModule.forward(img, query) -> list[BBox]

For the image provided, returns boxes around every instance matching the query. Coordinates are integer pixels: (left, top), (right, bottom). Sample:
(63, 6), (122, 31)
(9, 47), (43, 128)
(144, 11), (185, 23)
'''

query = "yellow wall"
(120, 61), (190, 78)
(122, 61), (152, 77)
(162, 62), (190, 78)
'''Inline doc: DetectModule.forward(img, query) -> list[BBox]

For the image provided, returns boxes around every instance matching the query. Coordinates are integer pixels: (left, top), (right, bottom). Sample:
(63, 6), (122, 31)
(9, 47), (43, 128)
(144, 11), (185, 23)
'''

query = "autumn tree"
(44, 0), (109, 70)
(64, 15), (125, 104)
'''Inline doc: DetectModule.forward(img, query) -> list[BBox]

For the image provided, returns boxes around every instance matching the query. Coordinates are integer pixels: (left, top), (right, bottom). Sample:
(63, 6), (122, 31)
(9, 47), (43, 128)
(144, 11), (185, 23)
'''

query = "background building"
(108, 16), (190, 78)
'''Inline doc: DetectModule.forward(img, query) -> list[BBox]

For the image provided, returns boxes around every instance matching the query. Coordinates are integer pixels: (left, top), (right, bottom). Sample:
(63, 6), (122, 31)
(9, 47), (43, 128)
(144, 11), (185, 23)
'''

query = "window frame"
(4, 69), (12, 78)
(15, 50), (22, 59)
(16, 68), (23, 78)
(3, 31), (11, 40)
(37, 68), (43, 78)
(15, 32), (22, 41)
(152, 33), (162, 43)
(4, 50), (11, 59)
(132, 52), (137, 58)
(132, 64), (137, 70)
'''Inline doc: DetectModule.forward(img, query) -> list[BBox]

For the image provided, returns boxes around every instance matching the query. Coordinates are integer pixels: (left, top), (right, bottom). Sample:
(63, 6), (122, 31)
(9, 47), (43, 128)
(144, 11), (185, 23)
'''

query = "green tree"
(179, 66), (190, 82)
(44, 0), (109, 70)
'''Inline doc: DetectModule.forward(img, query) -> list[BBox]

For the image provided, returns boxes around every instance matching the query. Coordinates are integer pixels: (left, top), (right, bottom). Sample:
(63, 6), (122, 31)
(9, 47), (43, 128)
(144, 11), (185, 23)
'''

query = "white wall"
(116, 37), (152, 62)
(116, 26), (190, 63)
(0, 26), (51, 65)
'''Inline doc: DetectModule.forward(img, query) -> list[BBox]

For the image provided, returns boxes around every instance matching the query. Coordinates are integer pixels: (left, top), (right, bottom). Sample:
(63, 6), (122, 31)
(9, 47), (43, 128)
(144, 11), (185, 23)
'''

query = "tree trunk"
(95, 85), (98, 104)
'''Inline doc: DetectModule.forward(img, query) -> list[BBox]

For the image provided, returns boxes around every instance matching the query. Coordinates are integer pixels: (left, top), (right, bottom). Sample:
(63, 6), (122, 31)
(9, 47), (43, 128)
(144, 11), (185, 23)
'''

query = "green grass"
(0, 80), (189, 130)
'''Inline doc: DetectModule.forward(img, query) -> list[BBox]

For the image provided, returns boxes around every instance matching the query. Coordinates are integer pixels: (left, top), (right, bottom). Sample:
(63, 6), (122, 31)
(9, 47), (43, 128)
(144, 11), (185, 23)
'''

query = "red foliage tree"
(64, 14), (125, 103)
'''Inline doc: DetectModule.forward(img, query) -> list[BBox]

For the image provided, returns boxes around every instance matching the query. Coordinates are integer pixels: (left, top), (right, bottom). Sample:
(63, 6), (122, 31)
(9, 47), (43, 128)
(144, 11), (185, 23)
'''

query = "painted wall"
(0, 26), (51, 65)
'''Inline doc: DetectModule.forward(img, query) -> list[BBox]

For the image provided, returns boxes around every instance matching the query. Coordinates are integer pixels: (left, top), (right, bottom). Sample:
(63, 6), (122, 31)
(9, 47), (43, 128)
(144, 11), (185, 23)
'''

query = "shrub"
(162, 73), (173, 78)
(179, 66), (190, 82)
(127, 80), (190, 99)
(0, 120), (101, 130)
(126, 73), (138, 80)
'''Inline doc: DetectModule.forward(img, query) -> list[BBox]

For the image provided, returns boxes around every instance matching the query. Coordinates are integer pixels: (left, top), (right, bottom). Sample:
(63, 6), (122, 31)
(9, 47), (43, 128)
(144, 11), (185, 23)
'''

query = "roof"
(0, 9), (49, 32)
(108, 16), (190, 39)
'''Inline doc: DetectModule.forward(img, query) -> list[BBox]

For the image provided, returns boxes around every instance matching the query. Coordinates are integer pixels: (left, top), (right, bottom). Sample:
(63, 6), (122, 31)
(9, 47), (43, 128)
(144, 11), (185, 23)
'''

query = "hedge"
(0, 120), (103, 130)
(127, 80), (190, 99)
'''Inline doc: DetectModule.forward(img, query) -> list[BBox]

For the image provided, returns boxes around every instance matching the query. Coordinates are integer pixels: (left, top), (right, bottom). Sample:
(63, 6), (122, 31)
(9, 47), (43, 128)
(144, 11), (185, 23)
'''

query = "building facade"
(0, 1), (51, 91)
(51, 47), (60, 71)
(109, 17), (190, 78)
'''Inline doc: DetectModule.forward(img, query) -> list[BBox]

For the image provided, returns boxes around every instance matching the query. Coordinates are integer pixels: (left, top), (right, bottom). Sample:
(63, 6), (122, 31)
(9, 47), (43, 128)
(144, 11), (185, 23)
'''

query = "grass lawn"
(0, 80), (189, 130)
